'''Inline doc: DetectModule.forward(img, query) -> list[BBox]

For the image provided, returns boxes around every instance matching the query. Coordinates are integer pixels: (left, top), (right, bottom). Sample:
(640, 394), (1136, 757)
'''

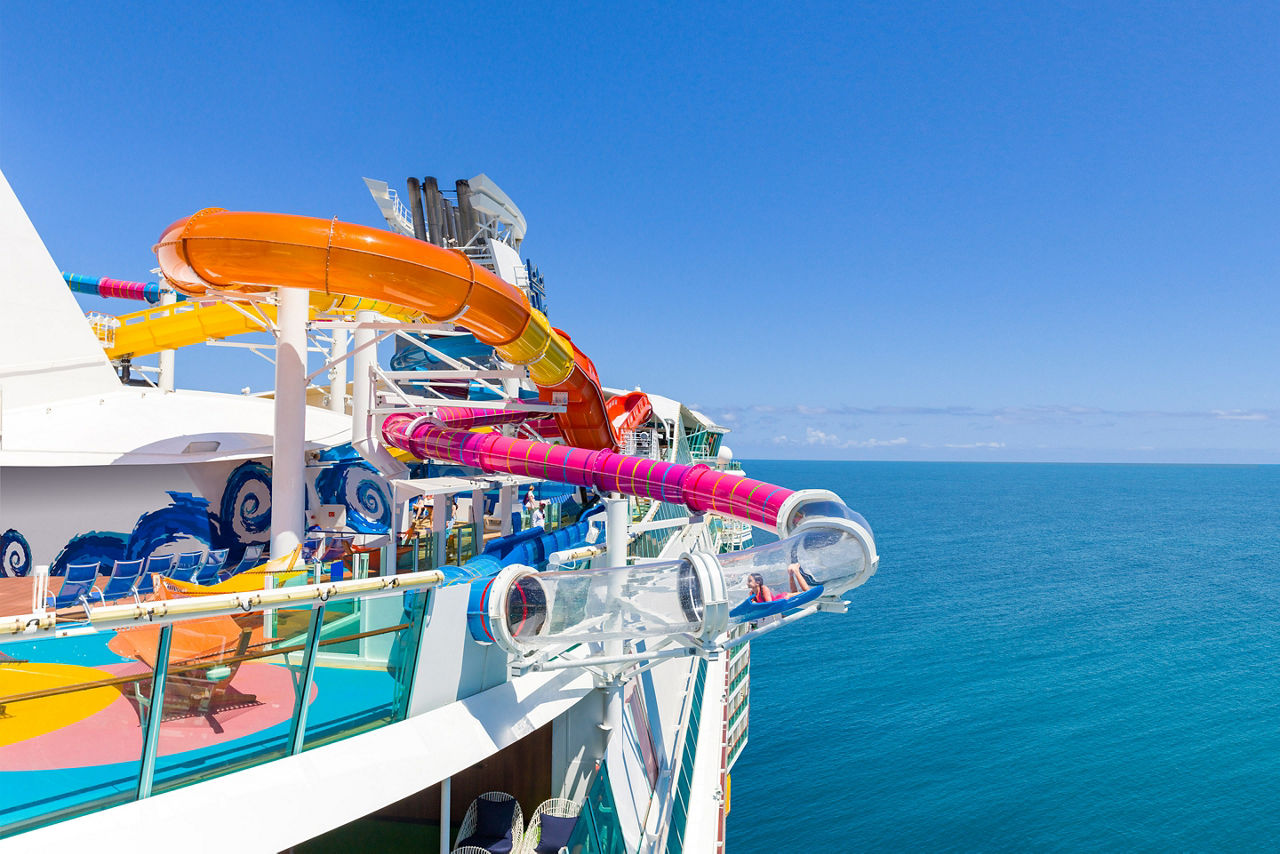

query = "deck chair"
(220, 543), (264, 581)
(135, 552), (177, 595)
(46, 562), (102, 615)
(88, 558), (146, 606)
(518, 799), (580, 854)
(191, 548), (229, 585)
(169, 551), (205, 584)
(300, 538), (323, 563)
(319, 535), (354, 580)
(455, 792), (523, 854)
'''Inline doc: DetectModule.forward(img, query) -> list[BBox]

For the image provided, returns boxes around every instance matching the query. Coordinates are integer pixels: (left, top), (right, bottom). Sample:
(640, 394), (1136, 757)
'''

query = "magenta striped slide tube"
(383, 413), (794, 528)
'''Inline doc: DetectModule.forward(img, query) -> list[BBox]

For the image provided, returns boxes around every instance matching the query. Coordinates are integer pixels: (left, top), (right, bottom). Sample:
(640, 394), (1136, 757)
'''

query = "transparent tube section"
(503, 558), (704, 649)
(492, 511), (877, 652)
(784, 499), (873, 538)
(718, 523), (874, 622)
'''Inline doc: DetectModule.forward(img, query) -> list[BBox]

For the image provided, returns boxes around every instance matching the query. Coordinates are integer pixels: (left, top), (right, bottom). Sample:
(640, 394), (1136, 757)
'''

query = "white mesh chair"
(454, 791), (523, 853)
(518, 798), (581, 854)
(453, 848), (493, 854)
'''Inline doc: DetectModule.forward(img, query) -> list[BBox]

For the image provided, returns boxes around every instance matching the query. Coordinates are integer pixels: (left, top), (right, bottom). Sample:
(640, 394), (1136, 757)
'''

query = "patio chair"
(455, 792), (523, 854)
(46, 562), (101, 615)
(300, 538), (323, 563)
(169, 551), (205, 584)
(320, 535), (354, 580)
(88, 558), (146, 606)
(136, 552), (177, 595)
(518, 799), (580, 854)
(220, 543), (264, 580)
(191, 548), (229, 585)
(453, 848), (494, 854)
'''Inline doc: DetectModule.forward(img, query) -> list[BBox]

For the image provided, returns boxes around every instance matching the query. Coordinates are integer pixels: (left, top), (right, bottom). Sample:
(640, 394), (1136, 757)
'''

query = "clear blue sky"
(3, 2), (1277, 462)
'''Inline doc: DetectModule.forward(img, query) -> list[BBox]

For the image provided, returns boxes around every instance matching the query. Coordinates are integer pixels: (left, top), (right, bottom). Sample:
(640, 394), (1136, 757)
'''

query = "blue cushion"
(536, 814), (578, 853)
(476, 797), (516, 838)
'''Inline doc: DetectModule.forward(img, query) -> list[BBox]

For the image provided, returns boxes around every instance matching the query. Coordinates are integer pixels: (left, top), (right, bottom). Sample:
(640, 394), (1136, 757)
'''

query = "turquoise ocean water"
(727, 461), (1280, 852)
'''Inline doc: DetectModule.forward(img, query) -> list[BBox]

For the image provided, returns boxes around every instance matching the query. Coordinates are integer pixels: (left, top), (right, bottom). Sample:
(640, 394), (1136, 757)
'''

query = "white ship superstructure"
(0, 168), (877, 853)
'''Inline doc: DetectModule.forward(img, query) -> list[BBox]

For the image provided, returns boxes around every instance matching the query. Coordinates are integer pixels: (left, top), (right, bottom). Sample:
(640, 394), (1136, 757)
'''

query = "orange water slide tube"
(154, 210), (622, 450)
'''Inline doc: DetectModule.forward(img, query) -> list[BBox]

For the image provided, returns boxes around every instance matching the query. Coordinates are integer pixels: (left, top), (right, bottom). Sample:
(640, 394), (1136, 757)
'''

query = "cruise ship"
(0, 168), (878, 852)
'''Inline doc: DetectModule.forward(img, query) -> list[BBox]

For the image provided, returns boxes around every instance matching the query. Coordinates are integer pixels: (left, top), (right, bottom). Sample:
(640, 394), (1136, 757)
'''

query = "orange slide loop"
(154, 210), (641, 449)
(323, 216), (338, 296)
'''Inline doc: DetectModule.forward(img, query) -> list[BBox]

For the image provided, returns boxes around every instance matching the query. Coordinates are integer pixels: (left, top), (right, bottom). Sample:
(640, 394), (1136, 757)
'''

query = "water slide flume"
(155, 209), (623, 449)
(152, 209), (878, 655)
(63, 271), (167, 303)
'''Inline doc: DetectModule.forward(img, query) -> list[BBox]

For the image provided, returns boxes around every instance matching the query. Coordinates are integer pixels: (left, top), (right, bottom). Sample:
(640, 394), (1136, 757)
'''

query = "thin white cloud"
(711, 402), (1278, 425)
(1212, 410), (1268, 421)
(801, 427), (908, 449)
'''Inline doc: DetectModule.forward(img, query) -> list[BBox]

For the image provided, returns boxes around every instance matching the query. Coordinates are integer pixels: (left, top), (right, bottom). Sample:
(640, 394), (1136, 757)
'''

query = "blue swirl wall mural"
(41, 452), (391, 573)
(314, 445), (392, 534)
(220, 461), (273, 552)
(1, 529), (32, 578)
(50, 532), (128, 576)
(125, 491), (218, 559)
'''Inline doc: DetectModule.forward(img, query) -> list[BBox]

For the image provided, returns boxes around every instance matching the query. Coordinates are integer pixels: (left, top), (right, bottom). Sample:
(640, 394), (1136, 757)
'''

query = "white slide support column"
(157, 289), (176, 392)
(352, 309), (407, 478)
(433, 493), (449, 567)
(270, 286), (308, 560)
(604, 494), (629, 657)
(328, 327), (348, 413)
(498, 484), (514, 535)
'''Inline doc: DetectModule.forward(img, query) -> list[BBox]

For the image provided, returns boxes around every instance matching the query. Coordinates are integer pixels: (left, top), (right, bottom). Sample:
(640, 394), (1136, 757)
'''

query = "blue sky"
(3, 2), (1277, 462)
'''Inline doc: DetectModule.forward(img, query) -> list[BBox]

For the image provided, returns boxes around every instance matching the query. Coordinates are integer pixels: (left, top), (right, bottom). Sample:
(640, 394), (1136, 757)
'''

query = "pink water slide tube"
(383, 414), (796, 530)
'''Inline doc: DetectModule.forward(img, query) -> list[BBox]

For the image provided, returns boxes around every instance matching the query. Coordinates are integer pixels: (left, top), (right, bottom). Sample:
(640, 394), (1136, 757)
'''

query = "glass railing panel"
(567, 760), (626, 854)
(301, 590), (428, 751)
(149, 610), (293, 795)
(0, 631), (151, 836)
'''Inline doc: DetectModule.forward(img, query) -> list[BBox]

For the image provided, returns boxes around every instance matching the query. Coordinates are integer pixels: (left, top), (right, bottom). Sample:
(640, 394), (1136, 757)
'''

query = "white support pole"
(352, 310), (408, 478)
(433, 492), (449, 567)
(440, 776), (452, 854)
(471, 487), (486, 548)
(270, 287), (308, 560)
(352, 309), (377, 450)
(605, 494), (629, 569)
(498, 484), (514, 535)
(328, 327), (348, 413)
(604, 494), (629, 659)
(157, 290), (176, 392)
(606, 682), (624, 735)
(32, 565), (49, 615)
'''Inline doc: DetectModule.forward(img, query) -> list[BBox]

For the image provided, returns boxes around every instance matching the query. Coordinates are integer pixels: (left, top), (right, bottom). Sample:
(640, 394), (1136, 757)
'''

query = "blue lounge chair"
(46, 562), (102, 615)
(88, 558), (146, 606)
(170, 551), (205, 584)
(220, 544), (264, 581)
(136, 553), (177, 595)
(191, 548), (229, 585)
(300, 538), (323, 563)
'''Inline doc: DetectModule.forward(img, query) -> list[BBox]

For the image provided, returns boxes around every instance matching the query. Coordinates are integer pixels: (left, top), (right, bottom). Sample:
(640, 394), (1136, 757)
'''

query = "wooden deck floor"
(0, 577), (44, 617)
